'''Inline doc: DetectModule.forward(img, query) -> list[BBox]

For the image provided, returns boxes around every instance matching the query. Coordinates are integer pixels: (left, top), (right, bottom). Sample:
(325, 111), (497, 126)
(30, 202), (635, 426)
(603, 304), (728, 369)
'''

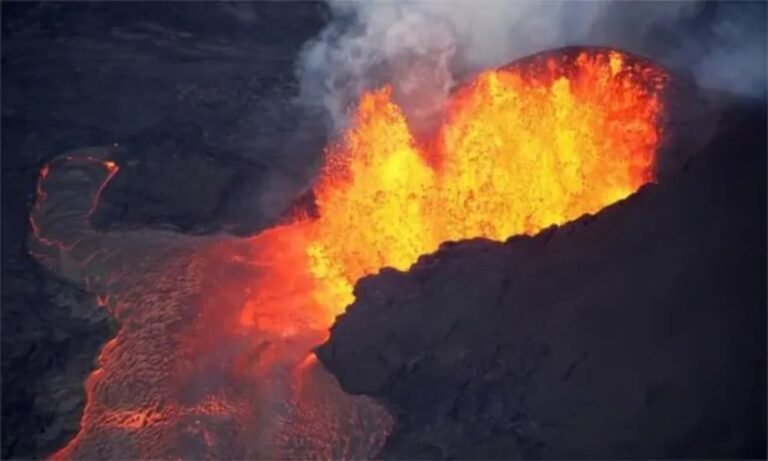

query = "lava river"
(31, 48), (666, 459)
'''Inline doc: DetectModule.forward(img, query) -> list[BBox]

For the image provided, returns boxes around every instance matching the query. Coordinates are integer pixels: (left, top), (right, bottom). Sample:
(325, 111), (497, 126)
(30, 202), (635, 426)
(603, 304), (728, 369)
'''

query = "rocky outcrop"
(318, 100), (767, 459)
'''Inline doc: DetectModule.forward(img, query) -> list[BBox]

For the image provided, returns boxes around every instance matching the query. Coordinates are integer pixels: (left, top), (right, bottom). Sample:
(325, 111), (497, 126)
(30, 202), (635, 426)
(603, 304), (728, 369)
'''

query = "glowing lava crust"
(36, 47), (667, 460)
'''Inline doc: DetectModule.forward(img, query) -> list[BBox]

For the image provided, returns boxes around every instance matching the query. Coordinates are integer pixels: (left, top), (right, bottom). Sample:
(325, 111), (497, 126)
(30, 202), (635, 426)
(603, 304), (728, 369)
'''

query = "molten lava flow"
(38, 157), (391, 460)
(242, 49), (667, 329)
(39, 48), (666, 460)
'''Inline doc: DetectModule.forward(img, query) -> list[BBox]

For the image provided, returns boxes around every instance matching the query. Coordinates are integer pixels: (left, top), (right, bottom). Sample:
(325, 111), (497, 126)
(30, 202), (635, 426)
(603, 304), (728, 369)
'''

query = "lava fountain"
(241, 48), (667, 332)
(34, 48), (666, 459)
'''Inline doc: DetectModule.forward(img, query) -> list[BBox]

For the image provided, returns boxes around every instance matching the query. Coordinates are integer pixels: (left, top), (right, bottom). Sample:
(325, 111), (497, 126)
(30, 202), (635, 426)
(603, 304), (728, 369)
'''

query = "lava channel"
(31, 47), (667, 460)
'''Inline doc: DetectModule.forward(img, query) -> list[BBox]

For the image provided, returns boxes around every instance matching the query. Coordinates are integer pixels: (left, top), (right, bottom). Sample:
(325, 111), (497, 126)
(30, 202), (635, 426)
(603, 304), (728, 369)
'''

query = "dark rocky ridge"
(318, 99), (767, 459)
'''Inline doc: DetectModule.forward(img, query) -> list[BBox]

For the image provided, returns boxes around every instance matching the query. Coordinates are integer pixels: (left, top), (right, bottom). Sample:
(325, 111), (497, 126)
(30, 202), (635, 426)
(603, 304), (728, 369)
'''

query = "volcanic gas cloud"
(37, 48), (666, 459)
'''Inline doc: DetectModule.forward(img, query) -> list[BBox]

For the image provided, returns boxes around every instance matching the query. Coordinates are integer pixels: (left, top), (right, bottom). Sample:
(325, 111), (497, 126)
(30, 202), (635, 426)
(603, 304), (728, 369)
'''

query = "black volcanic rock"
(91, 152), (261, 234)
(317, 99), (767, 459)
(1, 252), (115, 459)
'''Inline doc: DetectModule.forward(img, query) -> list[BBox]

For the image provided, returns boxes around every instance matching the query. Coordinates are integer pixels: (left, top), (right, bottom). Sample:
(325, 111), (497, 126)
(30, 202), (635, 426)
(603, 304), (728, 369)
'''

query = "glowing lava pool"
(30, 48), (667, 459)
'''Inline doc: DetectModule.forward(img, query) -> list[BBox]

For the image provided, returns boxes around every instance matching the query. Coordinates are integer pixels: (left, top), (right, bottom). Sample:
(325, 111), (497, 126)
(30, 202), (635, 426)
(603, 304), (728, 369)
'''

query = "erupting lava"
(242, 48), (667, 332)
(36, 48), (667, 460)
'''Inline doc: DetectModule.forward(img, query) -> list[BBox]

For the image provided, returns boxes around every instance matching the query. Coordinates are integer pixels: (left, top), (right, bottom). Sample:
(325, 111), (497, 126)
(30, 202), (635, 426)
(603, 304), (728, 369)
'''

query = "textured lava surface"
(30, 155), (391, 459)
(1, 5), (330, 458)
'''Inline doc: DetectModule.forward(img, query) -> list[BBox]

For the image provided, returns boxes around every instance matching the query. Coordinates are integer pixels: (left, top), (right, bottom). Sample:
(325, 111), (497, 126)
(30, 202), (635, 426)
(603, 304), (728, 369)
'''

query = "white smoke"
(297, 0), (767, 133)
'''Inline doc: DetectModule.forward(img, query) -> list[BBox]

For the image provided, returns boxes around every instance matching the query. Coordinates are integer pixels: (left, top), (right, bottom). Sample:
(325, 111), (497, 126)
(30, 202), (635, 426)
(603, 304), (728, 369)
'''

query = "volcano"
(23, 46), (679, 459)
(3, 2), (766, 455)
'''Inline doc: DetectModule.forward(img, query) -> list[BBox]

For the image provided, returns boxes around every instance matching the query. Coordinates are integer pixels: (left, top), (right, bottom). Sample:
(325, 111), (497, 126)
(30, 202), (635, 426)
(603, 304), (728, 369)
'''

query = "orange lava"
(241, 49), (667, 331)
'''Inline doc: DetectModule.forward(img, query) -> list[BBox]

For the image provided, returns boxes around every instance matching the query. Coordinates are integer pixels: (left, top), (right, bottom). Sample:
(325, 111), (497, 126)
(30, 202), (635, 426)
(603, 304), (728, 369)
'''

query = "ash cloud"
(297, 0), (767, 133)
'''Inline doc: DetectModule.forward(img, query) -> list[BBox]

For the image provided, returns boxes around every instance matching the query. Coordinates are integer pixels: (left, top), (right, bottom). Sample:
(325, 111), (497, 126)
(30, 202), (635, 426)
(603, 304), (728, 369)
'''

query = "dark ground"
(319, 100), (767, 458)
(1, 3), (327, 458)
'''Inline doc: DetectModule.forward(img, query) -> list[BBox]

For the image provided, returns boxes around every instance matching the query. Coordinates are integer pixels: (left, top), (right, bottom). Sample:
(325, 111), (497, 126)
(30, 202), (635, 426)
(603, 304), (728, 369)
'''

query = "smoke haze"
(297, 0), (767, 132)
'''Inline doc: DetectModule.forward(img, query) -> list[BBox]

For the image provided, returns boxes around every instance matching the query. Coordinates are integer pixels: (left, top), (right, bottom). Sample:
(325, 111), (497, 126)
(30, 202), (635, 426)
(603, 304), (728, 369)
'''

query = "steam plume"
(297, 0), (767, 133)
